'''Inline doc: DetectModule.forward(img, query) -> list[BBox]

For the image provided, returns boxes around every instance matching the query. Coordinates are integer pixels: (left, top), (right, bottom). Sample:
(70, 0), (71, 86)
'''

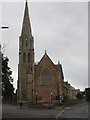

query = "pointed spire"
(21, 0), (32, 36)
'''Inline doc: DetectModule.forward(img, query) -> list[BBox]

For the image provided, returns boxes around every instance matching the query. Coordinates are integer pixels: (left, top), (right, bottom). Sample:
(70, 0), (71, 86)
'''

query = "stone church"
(17, 1), (78, 104)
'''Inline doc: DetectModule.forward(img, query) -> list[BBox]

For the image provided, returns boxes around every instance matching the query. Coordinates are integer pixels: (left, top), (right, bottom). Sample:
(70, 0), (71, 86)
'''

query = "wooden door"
(42, 91), (50, 102)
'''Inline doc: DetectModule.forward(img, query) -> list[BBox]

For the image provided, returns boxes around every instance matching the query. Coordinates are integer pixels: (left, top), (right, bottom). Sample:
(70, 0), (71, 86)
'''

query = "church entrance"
(42, 91), (50, 103)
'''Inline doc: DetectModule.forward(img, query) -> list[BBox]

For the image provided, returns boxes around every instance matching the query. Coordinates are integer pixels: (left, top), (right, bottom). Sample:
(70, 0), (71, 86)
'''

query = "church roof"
(55, 64), (64, 80)
(37, 51), (56, 66)
(34, 51), (64, 79)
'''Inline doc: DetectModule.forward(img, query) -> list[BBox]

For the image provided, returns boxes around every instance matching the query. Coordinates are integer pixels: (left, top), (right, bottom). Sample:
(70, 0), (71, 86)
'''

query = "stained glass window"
(28, 52), (30, 63)
(42, 69), (51, 85)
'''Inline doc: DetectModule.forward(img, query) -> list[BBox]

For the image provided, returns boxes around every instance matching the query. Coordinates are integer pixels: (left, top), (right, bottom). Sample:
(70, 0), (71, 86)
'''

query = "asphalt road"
(1, 101), (89, 119)
(56, 102), (88, 119)
(2, 104), (62, 118)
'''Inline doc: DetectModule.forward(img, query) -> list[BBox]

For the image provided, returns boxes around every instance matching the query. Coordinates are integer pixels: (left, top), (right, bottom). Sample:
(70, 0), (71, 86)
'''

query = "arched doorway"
(42, 91), (50, 103)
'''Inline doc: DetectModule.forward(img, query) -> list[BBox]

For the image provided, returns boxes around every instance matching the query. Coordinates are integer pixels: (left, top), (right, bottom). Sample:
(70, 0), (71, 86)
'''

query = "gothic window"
(26, 39), (27, 46)
(22, 40), (23, 47)
(42, 69), (52, 85)
(31, 67), (32, 72)
(26, 67), (32, 74)
(23, 53), (26, 63)
(28, 52), (30, 63)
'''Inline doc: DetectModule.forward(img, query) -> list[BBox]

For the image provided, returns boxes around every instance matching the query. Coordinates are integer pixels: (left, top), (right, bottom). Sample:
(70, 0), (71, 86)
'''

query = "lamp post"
(0, 26), (9, 52)
(0, 27), (9, 29)
(36, 93), (37, 103)
(51, 92), (52, 104)
(32, 89), (34, 103)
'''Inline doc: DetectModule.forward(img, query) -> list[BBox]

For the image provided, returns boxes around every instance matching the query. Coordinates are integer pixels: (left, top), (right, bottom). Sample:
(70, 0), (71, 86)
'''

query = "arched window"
(28, 52), (30, 63)
(26, 39), (27, 47)
(42, 69), (52, 85)
(23, 53), (26, 63)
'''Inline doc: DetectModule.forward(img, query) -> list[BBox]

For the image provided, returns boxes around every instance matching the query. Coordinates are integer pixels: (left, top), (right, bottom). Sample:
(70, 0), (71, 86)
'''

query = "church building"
(17, 1), (77, 104)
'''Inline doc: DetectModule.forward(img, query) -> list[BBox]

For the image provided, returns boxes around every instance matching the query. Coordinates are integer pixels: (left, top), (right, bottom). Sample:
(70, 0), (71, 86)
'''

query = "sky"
(0, 0), (88, 91)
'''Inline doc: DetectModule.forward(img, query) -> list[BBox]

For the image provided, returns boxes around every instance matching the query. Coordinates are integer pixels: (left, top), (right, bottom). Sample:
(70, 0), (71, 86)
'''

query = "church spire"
(21, 1), (32, 36)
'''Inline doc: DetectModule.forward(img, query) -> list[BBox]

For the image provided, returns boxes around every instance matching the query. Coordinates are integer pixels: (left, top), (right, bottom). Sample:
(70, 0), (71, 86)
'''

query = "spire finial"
(25, 0), (28, 6)
(58, 61), (60, 65)
(45, 50), (47, 54)
(26, 0), (28, 5)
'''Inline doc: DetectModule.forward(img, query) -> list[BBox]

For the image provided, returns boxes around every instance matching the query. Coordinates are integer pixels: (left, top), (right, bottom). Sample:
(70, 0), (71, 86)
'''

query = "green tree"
(2, 55), (14, 101)
(85, 88), (90, 101)
(76, 92), (83, 100)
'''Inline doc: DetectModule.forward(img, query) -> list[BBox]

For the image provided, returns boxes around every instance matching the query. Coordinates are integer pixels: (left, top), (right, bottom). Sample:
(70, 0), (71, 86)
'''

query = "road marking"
(56, 109), (65, 120)
(65, 107), (70, 110)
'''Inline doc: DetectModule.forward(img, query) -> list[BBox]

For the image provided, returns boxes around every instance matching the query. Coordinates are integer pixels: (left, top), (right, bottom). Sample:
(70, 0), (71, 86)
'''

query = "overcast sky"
(0, 0), (88, 91)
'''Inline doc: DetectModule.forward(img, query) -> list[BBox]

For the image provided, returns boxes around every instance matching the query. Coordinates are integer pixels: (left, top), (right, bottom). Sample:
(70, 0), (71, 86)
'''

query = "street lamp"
(36, 93), (38, 103)
(51, 92), (52, 104)
(0, 26), (9, 29)
(0, 26), (9, 51)
(32, 89), (34, 103)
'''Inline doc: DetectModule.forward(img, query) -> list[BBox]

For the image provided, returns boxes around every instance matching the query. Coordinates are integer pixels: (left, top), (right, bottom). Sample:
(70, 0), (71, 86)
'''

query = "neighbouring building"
(63, 81), (80, 100)
(17, 1), (79, 104)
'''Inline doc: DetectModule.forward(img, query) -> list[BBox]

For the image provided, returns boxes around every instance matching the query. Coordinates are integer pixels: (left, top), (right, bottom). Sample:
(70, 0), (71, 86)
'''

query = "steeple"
(18, 1), (35, 103)
(21, 0), (32, 36)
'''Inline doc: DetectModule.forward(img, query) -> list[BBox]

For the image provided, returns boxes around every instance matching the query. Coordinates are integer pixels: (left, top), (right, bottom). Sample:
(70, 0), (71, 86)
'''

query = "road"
(1, 101), (88, 119)
(2, 104), (62, 118)
(56, 102), (88, 119)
